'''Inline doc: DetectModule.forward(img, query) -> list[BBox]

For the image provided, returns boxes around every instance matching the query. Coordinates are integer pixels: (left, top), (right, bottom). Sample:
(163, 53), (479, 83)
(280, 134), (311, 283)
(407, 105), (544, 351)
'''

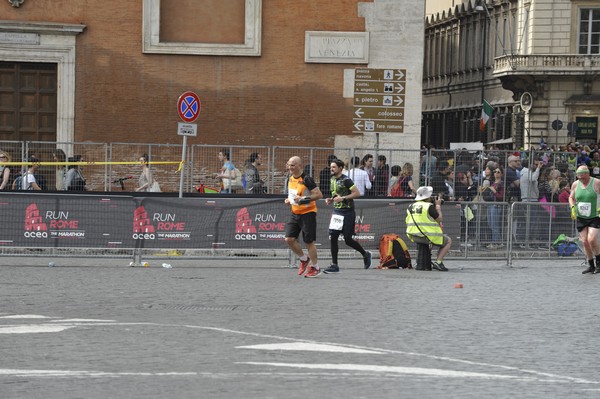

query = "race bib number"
(288, 189), (298, 205)
(578, 202), (592, 217)
(594, 167), (599, 175)
(329, 214), (344, 230)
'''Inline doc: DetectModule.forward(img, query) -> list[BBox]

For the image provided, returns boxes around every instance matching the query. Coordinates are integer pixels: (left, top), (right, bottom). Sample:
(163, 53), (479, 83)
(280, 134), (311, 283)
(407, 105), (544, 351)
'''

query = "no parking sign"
(177, 91), (202, 137)
(177, 91), (201, 123)
(176, 91), (201, 197)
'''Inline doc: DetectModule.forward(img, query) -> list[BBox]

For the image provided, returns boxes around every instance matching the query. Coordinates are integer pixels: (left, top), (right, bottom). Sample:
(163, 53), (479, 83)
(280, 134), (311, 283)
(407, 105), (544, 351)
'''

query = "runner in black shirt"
(323, 159), (372, 273)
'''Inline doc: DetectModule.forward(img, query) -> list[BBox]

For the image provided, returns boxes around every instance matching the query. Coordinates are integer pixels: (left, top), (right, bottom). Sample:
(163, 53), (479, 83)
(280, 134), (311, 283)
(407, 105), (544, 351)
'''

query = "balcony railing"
(493, 54), (600, 76)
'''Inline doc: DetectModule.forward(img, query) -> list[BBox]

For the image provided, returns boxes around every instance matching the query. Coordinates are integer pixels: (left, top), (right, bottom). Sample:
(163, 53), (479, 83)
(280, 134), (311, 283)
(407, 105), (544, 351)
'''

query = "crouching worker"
(405, 186), (452, 271)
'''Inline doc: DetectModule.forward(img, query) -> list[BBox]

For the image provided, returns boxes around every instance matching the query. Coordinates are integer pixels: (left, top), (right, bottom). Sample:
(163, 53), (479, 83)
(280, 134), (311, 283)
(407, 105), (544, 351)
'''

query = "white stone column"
(337, 0), (425, 151)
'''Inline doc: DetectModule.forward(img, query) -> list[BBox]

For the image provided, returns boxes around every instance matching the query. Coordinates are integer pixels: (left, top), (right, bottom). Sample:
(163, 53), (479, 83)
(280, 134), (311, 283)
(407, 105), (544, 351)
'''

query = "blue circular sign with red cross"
(177, 91), (201, 123)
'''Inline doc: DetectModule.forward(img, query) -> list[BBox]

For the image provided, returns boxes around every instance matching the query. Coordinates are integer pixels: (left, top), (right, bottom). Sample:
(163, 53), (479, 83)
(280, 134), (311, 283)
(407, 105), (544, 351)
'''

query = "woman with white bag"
(136, 153), (160, 192)
(215, 149), (236, 194)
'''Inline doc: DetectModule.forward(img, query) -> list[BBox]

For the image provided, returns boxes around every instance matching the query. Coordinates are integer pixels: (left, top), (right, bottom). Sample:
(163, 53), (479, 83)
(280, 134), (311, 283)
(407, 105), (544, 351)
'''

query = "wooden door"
(0, 62), (57, 142)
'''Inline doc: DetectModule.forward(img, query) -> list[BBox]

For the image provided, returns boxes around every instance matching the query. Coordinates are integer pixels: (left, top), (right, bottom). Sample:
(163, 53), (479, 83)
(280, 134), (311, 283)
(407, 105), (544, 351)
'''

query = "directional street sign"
(354, 94), (405, 107)
(354, 107), (404, 120)
(354, 120), (404, 133)
(354, 81), (405, 95)
(355, 68), (405, 81)
(353, 68), (406, 134)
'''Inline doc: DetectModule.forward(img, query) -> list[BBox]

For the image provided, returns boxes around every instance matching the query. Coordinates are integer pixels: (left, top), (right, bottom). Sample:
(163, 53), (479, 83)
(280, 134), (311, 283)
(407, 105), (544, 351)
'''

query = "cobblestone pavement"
(0, 256), (598, 399)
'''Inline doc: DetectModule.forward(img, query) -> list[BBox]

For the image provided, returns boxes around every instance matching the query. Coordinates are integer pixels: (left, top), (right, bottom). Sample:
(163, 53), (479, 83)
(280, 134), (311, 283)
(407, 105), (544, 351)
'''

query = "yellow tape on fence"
(1, 161), (185, 171)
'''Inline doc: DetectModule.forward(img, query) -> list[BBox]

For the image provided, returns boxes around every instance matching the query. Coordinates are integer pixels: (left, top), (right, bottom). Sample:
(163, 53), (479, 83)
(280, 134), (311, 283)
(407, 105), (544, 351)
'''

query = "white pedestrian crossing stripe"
(237, 342), (383, 354)
(0, 325), (75, 334)
(239, 362), (535, 380)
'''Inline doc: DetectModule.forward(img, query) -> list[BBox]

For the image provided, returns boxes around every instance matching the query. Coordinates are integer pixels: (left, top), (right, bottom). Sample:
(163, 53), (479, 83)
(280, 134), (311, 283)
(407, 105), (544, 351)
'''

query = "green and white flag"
(480, 100), (493, 132)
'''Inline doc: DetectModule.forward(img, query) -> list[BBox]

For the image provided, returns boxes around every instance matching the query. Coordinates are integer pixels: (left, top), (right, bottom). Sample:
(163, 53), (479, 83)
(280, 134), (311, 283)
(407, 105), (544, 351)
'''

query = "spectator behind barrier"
(347, 156), (371, 196)
(399, 162), (417, 198)
(13, 155), (42, 190)
(245, 152), (265, 194)
(360, 154), (375, 197)
(65, 155), (86, 191)
(0, 150), (11, 190)
(319, 154), (337, 197)
(53, 149), (67, 190)
(505, 155), (522, 202)
(388, 165), (401, 196)
(430, 160), (450, 200)
(374, 155), (389, 196)
(216, 149), (235, 194)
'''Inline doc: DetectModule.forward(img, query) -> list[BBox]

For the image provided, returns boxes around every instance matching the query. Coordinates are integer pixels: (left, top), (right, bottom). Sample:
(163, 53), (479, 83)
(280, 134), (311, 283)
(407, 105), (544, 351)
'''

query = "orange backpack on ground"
(378, 233), (412, 269)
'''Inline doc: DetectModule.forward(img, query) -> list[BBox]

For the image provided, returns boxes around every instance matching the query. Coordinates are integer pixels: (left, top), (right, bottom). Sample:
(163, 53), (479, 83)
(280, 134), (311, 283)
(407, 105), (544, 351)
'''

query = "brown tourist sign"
(353, 68), (406, 134)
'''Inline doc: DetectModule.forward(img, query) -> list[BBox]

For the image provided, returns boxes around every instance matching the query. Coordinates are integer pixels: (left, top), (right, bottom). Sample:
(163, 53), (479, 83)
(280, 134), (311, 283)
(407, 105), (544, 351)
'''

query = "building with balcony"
(423, 0), (600, 149)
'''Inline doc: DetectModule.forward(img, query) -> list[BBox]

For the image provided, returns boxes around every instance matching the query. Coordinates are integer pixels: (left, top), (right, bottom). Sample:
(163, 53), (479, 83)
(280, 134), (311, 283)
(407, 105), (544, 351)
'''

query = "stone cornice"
(0, 20), (86, 35)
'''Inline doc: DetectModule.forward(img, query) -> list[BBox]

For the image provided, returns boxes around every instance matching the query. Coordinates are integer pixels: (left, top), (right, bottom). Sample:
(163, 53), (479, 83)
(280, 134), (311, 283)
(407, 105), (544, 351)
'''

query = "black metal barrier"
(2, 193), (463, 254)
(4, 192), (580, 266)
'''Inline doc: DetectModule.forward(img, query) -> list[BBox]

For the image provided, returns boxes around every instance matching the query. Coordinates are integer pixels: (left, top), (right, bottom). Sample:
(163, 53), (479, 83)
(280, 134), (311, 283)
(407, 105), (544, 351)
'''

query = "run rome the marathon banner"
(1, 194), (135, 248)
(0, 193), (461, 251)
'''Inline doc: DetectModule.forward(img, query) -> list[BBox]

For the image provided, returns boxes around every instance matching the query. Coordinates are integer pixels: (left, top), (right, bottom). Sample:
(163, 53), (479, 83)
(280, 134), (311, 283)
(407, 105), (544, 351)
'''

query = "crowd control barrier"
(2, 193), (446, 263)
(0, 192), (581, 266)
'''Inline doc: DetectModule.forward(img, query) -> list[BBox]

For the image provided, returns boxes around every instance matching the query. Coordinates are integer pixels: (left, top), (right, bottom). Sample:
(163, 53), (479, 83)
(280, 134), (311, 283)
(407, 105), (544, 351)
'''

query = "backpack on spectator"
(12, 174), (28, 190)
(67, 170), (86, 191)
(389, 177), (406, 198)
(229, 168), (244, 191)
(241, 172), (247, 191)
(378, 233), (412, 269)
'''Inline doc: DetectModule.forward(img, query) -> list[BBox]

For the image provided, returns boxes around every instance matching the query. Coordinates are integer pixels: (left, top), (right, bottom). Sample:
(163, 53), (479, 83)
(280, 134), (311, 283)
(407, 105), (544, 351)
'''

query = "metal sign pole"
(555, 115), (559, 147)
(178, 135), (187, 198)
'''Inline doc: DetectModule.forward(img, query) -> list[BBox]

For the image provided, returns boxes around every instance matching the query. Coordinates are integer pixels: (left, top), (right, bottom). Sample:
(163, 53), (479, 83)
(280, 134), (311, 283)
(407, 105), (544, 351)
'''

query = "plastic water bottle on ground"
(162, 263), (172, 269)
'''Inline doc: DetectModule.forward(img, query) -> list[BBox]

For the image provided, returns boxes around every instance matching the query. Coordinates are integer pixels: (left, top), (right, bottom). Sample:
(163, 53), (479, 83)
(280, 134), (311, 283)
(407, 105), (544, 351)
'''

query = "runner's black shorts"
(285, 212), (317, 243)
(328, 209), (356, 238)
(576, 216), (600, 232)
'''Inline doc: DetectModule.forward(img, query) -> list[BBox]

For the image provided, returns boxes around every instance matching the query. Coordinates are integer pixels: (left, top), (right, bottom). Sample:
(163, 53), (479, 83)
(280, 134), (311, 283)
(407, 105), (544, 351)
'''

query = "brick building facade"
(0, 0), (376, 147)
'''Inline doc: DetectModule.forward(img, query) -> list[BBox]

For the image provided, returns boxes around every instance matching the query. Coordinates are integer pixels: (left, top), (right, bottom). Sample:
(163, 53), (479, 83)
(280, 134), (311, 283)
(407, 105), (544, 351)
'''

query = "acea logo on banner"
(132, 205), (191, 241)
(23, 203), (84, 239)
(235, 208), (286, 241)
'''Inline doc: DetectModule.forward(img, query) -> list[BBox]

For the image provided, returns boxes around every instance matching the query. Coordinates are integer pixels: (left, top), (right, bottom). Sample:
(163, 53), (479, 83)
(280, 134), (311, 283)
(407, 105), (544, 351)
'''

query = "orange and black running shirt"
(288, 173), (317, 215)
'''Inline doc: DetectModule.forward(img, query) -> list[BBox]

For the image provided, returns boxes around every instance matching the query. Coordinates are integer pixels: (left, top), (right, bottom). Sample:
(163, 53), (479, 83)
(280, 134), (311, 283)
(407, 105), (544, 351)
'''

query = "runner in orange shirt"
(284, 156), (323, 278)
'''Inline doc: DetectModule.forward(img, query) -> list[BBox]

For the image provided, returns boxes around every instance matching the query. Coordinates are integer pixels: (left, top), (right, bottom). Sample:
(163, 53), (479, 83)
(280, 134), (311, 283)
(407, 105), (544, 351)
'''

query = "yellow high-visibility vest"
(405, 201), (444, 245)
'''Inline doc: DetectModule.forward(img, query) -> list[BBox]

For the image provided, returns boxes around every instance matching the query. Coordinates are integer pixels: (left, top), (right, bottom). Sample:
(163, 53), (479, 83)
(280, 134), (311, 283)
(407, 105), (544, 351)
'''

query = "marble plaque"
(305, 31), (369, 64)
(0, 32), (40, 45)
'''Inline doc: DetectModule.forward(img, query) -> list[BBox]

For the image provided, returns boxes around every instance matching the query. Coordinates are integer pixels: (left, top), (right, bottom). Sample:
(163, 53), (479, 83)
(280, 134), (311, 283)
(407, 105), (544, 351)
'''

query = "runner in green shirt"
(569, 165), (600, 274)
(323, 159), (372, 273)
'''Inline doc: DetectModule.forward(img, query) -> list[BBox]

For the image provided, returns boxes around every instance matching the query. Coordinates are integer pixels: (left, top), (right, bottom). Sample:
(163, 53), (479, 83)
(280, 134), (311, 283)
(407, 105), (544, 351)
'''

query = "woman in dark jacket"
(484, 166), (505, 248)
